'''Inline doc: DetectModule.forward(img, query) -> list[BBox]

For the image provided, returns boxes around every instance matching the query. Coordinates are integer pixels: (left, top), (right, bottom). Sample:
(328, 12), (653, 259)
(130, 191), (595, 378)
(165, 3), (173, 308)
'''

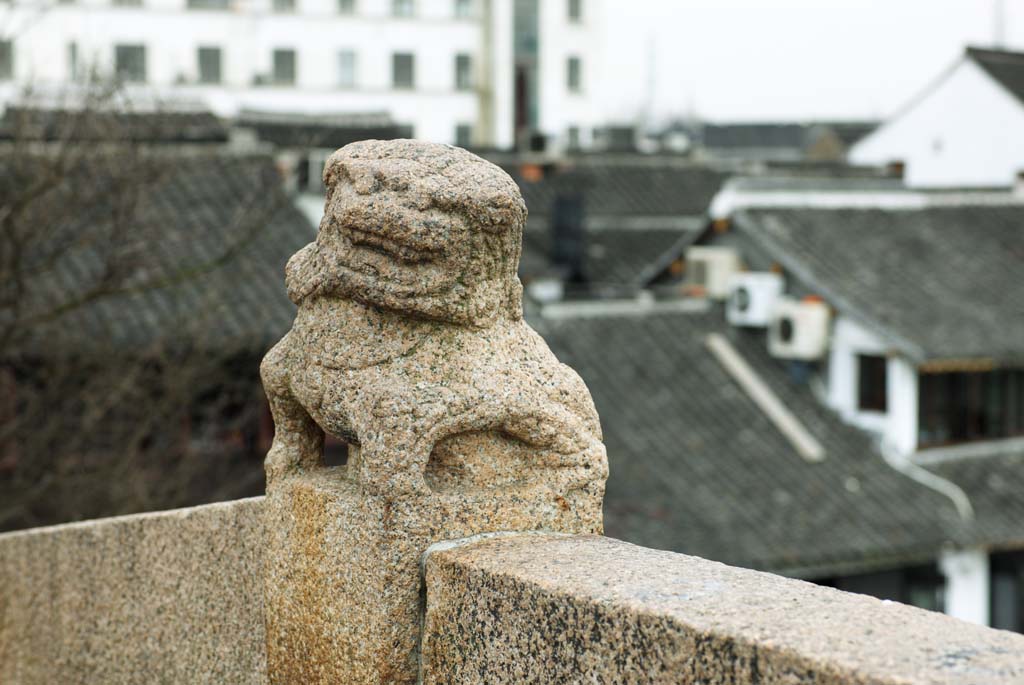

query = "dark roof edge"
(731, 210), (927, 362)
(771, 546), (951, 580)
(635, 221), (709, 287)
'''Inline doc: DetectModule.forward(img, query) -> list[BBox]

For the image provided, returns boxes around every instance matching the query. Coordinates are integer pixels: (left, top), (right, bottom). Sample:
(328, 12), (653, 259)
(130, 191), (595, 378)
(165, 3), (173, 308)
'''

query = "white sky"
(600, 0), (1024, 123)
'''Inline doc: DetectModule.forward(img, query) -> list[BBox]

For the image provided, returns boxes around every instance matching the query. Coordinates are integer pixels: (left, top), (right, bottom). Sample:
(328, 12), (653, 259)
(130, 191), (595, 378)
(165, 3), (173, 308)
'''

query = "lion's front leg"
(261, 333), (325, 484)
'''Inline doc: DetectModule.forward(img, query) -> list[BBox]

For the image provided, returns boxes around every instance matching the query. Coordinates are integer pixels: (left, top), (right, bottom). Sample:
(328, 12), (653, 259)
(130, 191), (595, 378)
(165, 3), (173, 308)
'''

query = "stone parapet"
(0, 498), (266, 685)
(422, 533), (1024, 684)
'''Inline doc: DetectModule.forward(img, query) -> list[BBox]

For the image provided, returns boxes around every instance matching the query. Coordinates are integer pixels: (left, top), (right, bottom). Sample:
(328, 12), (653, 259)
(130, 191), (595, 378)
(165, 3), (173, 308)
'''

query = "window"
(392, 52), (414, 89)
(188, 0), (229, 8)
(992, 551), (1024, 633)
(272, 49), (296, 85)
(455, 123), (472, 148)
(67, 42), (78, 80)
(338, 0), (355, 12)
(392, 0), (413, 17)
(818, 564), (945, 613)
(273, 0), (295, 11)
(338, 50), (356, 88)
(113, 0), (142, 6)
(568, 0), (581, 22)
(454, 0), (472, 18)
(918, 369), (1024, 448)
(0, 41), (11, 81)
(198, 46), (222, 84)
(567, 56), (581, 92)
(857, 355), (888, 412)
(455, 53), (472, 90)
(567, 125), (580, 150)
(115, 44), (146, 83)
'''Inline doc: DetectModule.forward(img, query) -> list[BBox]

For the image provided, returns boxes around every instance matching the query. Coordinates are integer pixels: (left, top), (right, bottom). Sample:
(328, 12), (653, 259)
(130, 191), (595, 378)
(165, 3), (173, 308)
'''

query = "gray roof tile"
(733, 206), (1024, 363)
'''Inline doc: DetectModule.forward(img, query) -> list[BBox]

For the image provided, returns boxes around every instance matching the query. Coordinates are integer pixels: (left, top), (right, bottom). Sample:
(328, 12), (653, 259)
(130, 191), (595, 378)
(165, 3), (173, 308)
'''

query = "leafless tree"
(0, 84), (295, 530)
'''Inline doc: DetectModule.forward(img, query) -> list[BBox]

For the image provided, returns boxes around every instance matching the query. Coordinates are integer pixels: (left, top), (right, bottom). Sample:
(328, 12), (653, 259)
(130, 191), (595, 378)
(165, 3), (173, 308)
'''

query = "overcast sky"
(600, 0), (1024, 124)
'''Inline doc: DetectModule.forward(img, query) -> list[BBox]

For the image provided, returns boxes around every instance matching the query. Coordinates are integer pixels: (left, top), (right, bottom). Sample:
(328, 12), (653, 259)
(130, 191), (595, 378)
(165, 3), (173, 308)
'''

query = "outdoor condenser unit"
(726, 272), (784, 327)
(684, 246), (741, 300)
(768, 297), (831, 360)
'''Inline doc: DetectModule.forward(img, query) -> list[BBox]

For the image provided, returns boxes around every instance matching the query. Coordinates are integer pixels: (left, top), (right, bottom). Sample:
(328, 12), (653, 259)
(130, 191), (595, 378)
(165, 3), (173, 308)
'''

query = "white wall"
(0, 0), (603, 147)
(0, 0), (487, 144)
(826, 316), (919, 453)
(939, 548), (990, 626)
(850, 58), (1024, 188)
(536, 0), (602, 151)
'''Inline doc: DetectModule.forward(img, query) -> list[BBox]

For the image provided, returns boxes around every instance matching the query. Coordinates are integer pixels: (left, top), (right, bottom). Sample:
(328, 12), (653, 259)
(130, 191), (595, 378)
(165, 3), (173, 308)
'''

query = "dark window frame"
(0, 40), (13, 81)
(272, 48), (297, 85)
(338, 49), (356, 88)
(114, 44), (147, 83)
(392, 0), (413, 17)
(568, 0), (582, 22)
(918, 368), (1024, 448)
(392, 52), (415, 89)
(857, 354), (888, 413)
(455, 53), (472, 90)
(567, 55), (581, 93)
(197, 46), (222, 84)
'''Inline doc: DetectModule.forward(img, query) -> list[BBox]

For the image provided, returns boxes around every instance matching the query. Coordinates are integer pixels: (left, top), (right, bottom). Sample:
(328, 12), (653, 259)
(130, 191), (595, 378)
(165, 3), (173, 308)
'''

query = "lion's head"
(285, 140), (527, 327)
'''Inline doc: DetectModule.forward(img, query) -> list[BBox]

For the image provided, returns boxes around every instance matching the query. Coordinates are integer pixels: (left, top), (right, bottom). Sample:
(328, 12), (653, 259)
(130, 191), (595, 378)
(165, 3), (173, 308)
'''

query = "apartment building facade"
(0, 0), (602, 149)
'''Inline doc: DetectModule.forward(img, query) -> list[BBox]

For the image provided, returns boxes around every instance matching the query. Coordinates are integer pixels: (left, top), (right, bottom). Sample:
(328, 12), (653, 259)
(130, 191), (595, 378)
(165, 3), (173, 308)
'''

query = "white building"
(672, 179), (1024, 629)
(0, 0), (603, 149)
(850, 47), (1024, 188)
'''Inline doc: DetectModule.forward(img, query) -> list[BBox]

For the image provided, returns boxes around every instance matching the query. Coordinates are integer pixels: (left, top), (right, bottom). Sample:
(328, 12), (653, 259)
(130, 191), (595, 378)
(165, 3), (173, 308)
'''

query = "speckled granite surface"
(0, 498), (266, 684)
(261, 140), (608, 683)
(422, 534), (1024, 684)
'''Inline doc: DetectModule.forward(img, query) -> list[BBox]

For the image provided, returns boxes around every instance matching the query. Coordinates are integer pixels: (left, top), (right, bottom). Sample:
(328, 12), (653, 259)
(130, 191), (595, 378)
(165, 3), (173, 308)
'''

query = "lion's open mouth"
(345, 227), (441, 265)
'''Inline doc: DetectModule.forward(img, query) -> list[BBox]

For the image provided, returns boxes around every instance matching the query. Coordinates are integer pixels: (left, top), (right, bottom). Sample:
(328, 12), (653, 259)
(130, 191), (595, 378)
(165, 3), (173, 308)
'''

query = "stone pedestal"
(264, 460), (602, 685)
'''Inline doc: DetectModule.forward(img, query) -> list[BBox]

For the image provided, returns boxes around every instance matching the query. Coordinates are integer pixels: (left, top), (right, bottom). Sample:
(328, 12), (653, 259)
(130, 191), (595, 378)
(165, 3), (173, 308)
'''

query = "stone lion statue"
(261, 140), (607, 499)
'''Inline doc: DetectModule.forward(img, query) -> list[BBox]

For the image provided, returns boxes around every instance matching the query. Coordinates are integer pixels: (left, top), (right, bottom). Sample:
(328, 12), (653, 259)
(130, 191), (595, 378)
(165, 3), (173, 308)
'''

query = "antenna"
(994, 0), (1006, 48)
(641, 32), (657, 133)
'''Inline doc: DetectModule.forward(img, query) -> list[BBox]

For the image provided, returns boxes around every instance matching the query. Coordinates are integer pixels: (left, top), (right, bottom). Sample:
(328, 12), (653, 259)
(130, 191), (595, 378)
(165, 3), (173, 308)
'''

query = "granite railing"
(2, 495), (1024, 684)
(5, 141), (1024, 684)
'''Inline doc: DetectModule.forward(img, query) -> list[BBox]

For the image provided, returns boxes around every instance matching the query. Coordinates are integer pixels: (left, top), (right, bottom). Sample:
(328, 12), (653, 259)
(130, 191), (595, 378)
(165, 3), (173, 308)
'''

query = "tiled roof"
(506, 160), (727, 219)
(968, 47), (1024, 107)
(507, 159), (725, 292)
(520, 226), (697, 294)
(534, 306), (1021, 576)
(0, 107), (229, 143)
(5, 153), (313, 356)
(732, 206), (1024, 363)
(701, 123), (809, 151)
(925, 447), (1024, 551)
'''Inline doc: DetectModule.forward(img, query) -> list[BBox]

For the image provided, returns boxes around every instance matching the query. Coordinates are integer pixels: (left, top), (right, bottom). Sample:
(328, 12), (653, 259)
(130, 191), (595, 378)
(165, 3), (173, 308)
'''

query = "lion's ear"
(285, 243), (323, 305)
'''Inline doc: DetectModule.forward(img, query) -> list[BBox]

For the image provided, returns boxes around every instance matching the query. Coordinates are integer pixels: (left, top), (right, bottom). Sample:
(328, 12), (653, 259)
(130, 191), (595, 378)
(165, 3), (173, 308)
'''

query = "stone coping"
(422, 533), (1024, 684)
(5, 500), (1024, 684)
(0, 497), (266, 684)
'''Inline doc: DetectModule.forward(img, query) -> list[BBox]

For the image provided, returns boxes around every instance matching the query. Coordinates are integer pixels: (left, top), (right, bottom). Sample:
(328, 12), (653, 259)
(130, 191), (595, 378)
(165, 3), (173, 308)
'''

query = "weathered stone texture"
(422, 534), (1024, 684)
(261, 140), (608, 683)
(0, 498), (266, 685)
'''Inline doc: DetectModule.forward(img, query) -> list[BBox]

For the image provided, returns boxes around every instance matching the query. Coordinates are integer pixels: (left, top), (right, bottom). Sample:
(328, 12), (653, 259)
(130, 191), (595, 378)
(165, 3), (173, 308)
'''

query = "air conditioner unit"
(726, 272), (784, 327)
(768, 297), (831, 360)
(684, 246), (740, 300)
